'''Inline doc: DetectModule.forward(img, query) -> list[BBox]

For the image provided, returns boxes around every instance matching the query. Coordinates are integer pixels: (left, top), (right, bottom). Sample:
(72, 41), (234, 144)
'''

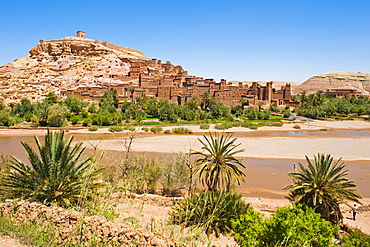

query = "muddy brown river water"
(1, 130), (369, 198)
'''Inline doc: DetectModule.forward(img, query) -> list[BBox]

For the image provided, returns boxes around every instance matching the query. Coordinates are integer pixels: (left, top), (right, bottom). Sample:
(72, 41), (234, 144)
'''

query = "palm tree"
(191, 133), (246, 191)
(0, 130), (101, 206)
(283, 153), (362, 223)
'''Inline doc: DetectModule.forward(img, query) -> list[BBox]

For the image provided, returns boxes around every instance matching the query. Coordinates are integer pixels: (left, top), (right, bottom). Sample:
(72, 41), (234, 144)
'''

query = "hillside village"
(0, 31), (298, 107)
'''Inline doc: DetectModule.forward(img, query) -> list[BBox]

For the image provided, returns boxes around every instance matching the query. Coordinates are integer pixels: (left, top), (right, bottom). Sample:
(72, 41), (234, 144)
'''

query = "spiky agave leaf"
(0, 130), (102, 206)
(169, 190), (250, 237)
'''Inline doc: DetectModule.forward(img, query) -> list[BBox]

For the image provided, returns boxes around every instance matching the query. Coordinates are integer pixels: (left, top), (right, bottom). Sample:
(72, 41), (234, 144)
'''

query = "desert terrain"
(0, 119), (370, 246)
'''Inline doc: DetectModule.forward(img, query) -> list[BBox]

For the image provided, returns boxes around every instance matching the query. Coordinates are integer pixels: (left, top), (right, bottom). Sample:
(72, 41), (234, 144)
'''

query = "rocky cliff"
(293, 72), (370, 95)
(0, 33), (148, 103)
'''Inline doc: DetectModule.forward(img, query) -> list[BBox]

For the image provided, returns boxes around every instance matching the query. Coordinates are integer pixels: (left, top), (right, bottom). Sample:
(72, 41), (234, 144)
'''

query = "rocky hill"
(293, 72), (370, 95)
(0, 31), (149, 103)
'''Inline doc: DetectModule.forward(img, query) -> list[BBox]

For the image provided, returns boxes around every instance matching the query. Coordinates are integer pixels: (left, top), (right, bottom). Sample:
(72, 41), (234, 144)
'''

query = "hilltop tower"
(77, 31), (86, 38)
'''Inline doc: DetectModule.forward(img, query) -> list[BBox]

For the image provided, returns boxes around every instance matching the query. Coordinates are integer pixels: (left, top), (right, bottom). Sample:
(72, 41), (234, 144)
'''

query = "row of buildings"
(62, 58), (298, 108)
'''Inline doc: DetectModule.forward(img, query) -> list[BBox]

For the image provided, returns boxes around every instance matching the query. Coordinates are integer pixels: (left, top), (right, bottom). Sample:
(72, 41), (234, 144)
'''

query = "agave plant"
(169, 190), (250, 237)
(192, 132), (246, 191)
(283, 153), (362, 223)
(0, 130), (101, 206)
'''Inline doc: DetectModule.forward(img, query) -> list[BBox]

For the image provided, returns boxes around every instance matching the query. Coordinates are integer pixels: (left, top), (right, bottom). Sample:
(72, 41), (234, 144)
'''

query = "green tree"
(12, 98), (36, 118)
(0, 109), (15, 126)
(64, 97), (86, 114)
(200, 92), (215, 111)
(192, 133), (246, 191)
(44, 92), (58, 104)
(47, 104), (69, 127)
(209, 102), (231, 119)
(232, 204), (339, 247)
(184, 97), (201, 110)
(0, 130), (101, 206)
(283, 153), (362, 223)
(100, 88), (119, 111)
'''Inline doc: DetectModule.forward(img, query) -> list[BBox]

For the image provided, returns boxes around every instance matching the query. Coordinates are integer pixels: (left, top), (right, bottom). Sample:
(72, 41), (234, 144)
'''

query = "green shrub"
(108, 126), (123, 132)
(214, 124), (227, 130)
(241, 122), (259, 130)
(341, 228), (370, 247)
(214, 122), (239, 130)
(248, 124), (259, 130)
(142, 127), (149, 132)
(164, 129), (171, 134)
(283, 110), (292, 118)
(82, 118), (91, 127)
(269, 122), (283, 127)
(123, 126), (135, 131)
(293, 124), (301, 129)
(88, 125), (99, 131)
(232, 204), (338, 247)
(0, 130), (102, 206)
(169, 190), (250, 237)
(150, 127), (163, 133)
(200, 124), (210, 130)
(172, 127), (193, 134)
(0, 216), (58, 247)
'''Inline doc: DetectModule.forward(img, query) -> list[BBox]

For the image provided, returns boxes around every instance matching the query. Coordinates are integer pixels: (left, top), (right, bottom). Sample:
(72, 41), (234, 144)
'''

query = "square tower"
(77, 31), (86, 38)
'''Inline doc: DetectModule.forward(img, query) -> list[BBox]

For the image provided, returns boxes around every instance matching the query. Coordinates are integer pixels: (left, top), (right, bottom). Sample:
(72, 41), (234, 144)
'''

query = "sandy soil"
(0, 235), (30, 247)
(1, 120), (370, 244)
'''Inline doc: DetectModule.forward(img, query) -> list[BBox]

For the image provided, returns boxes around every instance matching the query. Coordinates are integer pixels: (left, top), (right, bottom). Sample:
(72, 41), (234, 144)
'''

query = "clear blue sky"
(1, 0), (369, 83)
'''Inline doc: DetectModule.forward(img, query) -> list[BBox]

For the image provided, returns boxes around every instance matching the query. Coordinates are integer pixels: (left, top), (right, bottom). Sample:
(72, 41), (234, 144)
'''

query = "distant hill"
(293, 72), (370, 95)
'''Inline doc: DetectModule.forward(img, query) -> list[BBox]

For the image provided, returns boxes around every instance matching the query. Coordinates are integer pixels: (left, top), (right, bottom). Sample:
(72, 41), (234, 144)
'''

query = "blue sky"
(1, 0), (369, 83)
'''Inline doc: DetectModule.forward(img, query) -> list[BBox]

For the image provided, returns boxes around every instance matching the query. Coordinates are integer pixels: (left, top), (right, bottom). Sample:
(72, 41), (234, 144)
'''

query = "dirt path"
(0, 235), (30, 247)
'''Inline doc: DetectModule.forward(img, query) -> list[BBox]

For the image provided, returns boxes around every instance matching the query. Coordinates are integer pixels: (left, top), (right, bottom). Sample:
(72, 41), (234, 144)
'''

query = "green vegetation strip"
(0, 216), (58, 247)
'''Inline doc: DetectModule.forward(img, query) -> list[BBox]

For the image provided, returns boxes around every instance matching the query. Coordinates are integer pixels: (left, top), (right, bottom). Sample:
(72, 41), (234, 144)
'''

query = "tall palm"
(0, 130), (101, 206)
(283, 153), (362, 223)
(192, 133), (246, 191)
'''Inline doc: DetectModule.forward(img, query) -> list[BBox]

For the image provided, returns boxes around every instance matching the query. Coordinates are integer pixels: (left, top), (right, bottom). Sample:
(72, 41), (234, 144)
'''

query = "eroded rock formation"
(293, 72), (370, 95)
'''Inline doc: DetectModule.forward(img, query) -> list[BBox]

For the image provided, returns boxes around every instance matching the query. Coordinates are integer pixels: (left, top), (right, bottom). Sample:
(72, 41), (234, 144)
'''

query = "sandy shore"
(58, 119), (370, 161)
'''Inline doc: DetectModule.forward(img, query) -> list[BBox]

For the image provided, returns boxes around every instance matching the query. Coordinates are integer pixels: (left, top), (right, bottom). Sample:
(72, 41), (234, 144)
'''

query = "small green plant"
(164, 129), (171, 134)
(172, 127), (193, 134)
(108, 126), (123, 132)
(214, 124), (227, 130)
(200, 124), (210, 130)
(142, 127), (149, 132)
(123, 126), (135, 131)
(319, 128), (328, 131)
(293, 124), (301, 129)
(150, 127), (163, 133)
(283, 110), (292, 118)
(240, 122), (259, 130)
(82, 118), (91, 127)
(88, 125), (99, 131)
(269, 122), (283, 127)
(341, 228), (370, 247)
(232, 204), (339, 247)
(169, 190), (250, 237)
(0, 130), (102, 206)
(0, 216), (59, 247)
